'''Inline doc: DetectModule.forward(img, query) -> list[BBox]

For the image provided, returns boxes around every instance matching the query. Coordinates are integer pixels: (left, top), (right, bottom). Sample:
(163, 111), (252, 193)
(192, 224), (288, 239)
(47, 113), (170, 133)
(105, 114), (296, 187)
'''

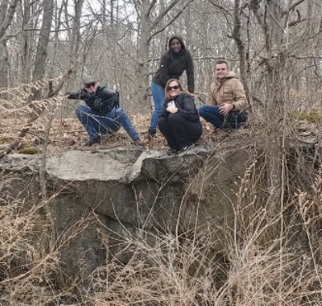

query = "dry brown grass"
(1, 158), (322, 305)
(20, 169), (322, 306)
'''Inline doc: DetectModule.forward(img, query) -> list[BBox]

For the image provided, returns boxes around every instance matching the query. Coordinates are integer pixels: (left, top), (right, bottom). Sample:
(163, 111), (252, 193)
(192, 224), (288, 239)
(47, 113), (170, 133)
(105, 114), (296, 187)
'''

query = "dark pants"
(199, 105), (247, 129)
(158, 113), (202, 150)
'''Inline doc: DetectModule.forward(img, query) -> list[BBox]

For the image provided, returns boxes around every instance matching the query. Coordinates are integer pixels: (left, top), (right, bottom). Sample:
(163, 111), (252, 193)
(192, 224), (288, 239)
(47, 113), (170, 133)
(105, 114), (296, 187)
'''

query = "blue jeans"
(199, 105), (247, 129)
(149, 82), (165, 131)
(75, 105), (139, 141)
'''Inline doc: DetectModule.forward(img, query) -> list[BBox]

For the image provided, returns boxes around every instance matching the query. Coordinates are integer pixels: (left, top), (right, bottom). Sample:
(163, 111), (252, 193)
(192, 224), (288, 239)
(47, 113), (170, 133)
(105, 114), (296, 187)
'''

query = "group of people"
(66, 35), (248, 153)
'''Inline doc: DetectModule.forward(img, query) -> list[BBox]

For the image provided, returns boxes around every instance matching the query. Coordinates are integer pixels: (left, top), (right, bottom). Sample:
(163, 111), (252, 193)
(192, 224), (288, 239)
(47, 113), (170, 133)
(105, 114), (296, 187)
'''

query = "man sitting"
(67, 75), (142, 146)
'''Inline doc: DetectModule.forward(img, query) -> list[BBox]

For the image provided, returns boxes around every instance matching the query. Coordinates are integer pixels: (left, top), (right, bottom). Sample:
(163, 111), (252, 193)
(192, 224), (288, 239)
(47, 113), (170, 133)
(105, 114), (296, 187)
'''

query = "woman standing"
(148, 35), (194, 138)
(158, 79), (202, 154)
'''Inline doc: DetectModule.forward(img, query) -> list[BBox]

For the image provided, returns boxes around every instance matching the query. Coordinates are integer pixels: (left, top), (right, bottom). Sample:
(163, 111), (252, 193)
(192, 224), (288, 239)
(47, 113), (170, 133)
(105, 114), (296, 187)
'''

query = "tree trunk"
(68, 0), (85, 76)
(264, 0), (285, 196)
(0, 39), (8, 88)
(0, 0), (19, 40)
(232, 0), (252, 108)
(136, 8), (151, 111)
(0, 0), (19, 88)
(32, 0), (54, 100)
(21, 0), (32, 83)
(249, 0), (286, 205)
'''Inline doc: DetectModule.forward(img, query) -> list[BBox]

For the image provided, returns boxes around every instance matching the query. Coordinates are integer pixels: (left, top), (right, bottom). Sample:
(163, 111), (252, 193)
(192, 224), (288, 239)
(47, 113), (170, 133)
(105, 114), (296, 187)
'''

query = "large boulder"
(0, 142), (250, 281)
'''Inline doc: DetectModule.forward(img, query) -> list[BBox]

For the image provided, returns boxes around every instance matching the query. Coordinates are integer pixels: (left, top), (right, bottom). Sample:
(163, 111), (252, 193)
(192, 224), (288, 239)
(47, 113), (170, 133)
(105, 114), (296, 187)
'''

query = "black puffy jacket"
(67, 85), (119, 115)
(160, 92), (200, 122)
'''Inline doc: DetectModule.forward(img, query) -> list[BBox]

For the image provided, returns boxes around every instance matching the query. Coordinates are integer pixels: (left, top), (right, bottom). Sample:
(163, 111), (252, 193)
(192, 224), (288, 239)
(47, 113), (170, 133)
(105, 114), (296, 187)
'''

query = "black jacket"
(67, 85), (119, 115)
(152, 35), (194, 93)
(160, 92), (200, 123)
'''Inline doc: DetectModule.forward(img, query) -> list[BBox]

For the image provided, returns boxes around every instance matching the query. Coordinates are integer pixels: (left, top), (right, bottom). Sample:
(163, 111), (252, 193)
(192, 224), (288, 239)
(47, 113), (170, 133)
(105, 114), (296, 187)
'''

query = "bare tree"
(0, 0), (18, 40)
(32, 0), (54, 99)
(0, 0), (19, 88)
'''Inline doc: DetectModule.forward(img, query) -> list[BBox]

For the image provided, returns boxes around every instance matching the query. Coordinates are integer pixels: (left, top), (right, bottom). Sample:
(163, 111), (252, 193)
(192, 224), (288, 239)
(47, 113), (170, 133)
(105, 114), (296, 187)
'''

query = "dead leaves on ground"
(0, 113), (242, 156)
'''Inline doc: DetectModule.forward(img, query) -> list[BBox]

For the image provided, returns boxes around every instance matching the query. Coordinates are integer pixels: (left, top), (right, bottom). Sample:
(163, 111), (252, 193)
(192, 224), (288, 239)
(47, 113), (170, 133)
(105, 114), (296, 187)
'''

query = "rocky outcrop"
(0, 143), (250, 281)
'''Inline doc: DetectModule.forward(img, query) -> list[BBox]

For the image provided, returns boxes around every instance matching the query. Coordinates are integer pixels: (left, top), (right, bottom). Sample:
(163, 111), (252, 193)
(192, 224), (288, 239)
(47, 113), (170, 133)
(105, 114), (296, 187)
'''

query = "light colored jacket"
(210, 71), (248, 111)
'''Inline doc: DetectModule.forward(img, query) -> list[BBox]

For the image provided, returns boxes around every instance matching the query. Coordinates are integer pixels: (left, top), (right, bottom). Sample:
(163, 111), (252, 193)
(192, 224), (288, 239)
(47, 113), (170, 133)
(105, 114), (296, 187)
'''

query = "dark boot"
(85, 136), (101, 146)
(147, 128), (157, 138)
(132, 139), (144, 147)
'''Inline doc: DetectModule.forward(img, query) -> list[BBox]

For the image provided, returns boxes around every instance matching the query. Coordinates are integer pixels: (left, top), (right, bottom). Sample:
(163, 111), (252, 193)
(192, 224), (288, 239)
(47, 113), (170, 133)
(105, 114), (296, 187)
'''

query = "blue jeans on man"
(148, 82), (165, 135)
(198, 105), (247, 129)
(76, 105), (140, 141)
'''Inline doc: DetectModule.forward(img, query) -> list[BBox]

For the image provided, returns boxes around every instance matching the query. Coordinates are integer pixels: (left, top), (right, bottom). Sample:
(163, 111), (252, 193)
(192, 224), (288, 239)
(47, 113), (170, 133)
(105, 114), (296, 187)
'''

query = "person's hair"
(164, 79), (184, 100)
(215, 59), (229, 68)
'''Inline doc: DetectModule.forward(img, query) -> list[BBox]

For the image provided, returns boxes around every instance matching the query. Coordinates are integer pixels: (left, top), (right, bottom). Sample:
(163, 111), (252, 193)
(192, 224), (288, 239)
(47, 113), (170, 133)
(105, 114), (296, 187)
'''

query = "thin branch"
(289, 55), (322, 60)
(288, 10), (306, 27)
(208, 0), (232, 17)
(47, 69), (73, 98)
(150, 0), (182, 30)
(132, 0), (140, 17)
(282, 0), (305, 16)
(150, 0), (194, 39)
(147, 0), (157, 16)
(285, 27), (322, 50)
(193, 56), (238, 61)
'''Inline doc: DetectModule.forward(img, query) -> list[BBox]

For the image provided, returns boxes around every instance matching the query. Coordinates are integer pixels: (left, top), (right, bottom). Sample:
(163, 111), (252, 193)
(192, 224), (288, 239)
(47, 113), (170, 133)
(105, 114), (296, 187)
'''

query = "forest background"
(1, 0), (322, 305)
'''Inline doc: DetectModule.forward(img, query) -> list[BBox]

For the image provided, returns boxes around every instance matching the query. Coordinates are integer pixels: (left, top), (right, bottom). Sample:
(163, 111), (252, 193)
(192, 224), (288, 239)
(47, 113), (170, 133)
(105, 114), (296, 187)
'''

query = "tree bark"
(265, 0), (285, 194)
(32, 0), (54, 100)
(21, 0), (32, 83)
(136, 2), (152, 108)
(232, 0), (252, 109)
(248, 0), (286, 209)
(0, 0), (19, 40)
(0, 0), (19, 88)
(0, 39), (9, 88)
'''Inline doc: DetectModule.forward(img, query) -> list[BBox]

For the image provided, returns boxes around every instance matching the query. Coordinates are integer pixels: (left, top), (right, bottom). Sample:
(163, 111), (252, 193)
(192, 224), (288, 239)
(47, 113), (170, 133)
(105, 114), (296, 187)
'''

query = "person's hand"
(166, 105), (178, 114)
(65, 90), (80, 98)
(219, 103), (234, 115)
(66, 90), (79, 95)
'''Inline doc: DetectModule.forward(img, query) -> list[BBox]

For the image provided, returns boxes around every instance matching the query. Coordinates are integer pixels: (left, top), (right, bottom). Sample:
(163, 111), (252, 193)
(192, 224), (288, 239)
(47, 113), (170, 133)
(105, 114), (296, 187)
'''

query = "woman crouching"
(158, 79), (202, 154)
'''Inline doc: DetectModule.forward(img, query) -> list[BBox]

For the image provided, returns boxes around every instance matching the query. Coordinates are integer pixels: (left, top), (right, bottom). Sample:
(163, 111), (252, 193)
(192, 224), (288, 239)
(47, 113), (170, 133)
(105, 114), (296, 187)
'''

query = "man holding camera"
(67, 75), (142, 146)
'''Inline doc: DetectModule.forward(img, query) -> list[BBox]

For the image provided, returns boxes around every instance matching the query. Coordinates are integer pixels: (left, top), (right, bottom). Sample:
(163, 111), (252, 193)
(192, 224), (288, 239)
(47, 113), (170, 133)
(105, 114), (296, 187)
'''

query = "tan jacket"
(210, 71), (248, 111)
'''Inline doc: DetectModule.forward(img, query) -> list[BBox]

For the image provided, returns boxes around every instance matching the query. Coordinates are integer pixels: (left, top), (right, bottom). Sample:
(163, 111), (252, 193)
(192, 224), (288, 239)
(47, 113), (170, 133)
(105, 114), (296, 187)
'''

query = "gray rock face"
(0, 144), (249, 281)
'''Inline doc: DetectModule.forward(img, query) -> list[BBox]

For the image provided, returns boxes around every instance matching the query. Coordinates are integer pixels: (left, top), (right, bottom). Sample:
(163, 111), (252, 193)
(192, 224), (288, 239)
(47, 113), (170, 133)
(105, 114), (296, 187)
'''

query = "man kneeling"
(199, 60), (248, 130)
(66, 75), (142, 146)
